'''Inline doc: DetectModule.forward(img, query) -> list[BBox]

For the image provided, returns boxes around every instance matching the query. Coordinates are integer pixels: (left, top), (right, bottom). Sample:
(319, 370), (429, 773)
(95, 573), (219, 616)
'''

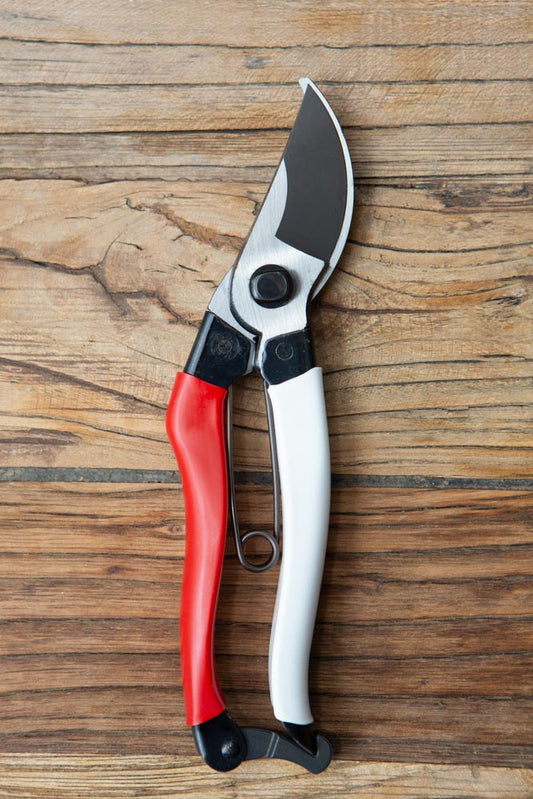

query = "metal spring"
(226, 384), (281, 572)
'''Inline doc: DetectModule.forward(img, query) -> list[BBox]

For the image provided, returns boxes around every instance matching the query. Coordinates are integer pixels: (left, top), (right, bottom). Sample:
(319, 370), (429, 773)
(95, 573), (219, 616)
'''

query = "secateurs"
(166, 78), (353, 773)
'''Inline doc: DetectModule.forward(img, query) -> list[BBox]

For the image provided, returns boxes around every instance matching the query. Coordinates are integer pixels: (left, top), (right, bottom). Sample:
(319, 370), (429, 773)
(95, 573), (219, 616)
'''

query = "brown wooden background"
(0, 1), (532, 796)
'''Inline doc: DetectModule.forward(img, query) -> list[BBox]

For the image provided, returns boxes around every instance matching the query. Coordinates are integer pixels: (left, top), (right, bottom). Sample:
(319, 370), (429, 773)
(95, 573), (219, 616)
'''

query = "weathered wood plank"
(0, 177), (530, 476)
(1, 572), (530, 624)
(1, 616), (531, 660)
(1, 650), (531, 699)
(0, 482), (530, 764)
(1, 125), (532, 183)
(2, 483), (532, 554)
(0, 541), (531, 583)
(1, 81), (530, 134)
(0, 689), (531, 765)
(3, 41), (532, 85)
(0, 0), (529, 47)
(0, 755), (531, 799)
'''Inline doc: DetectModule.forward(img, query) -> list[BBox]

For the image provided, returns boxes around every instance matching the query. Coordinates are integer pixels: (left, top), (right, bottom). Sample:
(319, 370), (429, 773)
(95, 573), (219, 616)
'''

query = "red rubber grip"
(166, 372), (228, 726)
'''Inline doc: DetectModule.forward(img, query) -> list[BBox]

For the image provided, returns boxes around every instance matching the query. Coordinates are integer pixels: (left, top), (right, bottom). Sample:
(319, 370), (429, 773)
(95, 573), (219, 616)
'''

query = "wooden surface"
(0, 1), (532, 796)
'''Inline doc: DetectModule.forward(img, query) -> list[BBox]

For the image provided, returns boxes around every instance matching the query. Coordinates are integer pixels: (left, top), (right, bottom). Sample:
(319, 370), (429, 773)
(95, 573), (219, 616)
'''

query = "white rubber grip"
(266, 366), (330, 725)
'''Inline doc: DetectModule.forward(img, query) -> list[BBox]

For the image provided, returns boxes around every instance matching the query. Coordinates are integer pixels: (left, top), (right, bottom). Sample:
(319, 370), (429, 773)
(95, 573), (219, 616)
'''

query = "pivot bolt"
(250, 265), (293, 308)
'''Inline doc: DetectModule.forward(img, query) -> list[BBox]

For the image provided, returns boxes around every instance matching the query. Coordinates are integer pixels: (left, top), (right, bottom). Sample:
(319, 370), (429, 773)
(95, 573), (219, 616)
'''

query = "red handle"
(166, 372), (228, 726)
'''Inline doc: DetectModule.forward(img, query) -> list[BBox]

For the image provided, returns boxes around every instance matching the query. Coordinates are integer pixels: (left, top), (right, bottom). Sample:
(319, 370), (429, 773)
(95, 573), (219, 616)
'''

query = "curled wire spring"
(226, 384), (281, 573)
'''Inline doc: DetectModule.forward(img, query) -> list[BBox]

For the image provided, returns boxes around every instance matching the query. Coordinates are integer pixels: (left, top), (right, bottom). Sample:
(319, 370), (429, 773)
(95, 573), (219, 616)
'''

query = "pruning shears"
(166, 79), (353, 773)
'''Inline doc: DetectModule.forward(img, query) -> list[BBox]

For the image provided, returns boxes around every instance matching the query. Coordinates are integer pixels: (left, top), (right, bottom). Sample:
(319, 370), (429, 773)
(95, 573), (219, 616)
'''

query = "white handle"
(266, 366), (330, 725)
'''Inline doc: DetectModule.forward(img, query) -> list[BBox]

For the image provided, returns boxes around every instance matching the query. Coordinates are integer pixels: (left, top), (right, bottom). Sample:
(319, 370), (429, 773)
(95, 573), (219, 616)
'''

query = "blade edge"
(298, 79), (354, 296)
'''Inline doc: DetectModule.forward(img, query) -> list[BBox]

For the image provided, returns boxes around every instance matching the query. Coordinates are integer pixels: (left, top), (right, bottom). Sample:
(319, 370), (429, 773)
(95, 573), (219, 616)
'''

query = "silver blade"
(229, 79), (353, 342)
(278, 78), (354, 294)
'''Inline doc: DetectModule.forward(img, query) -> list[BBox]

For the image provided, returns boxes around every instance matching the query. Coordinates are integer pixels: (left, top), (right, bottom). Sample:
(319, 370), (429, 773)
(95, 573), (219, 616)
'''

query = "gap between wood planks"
(1, 467), (532, 490)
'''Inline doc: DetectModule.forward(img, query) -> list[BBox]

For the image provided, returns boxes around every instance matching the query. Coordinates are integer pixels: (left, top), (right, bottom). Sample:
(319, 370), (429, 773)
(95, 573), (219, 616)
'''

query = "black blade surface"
(275, 84), (349, 262)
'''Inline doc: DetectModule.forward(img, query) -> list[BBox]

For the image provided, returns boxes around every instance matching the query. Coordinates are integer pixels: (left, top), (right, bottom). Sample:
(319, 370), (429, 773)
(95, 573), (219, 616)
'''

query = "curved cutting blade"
(228, 79), (353, 344)
(277, 78), (353, 293)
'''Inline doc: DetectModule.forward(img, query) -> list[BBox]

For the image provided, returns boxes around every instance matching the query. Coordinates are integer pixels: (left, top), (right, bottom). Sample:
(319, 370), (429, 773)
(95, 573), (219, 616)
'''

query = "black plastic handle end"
(193, 710), (247, 772)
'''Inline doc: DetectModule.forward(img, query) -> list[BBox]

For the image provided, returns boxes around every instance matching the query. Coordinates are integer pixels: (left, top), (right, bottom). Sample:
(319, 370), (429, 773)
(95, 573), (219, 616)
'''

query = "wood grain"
(3, 81), (532, 134)
(0, 176), (531, 476)
(1, 126), (531, 183)
(0, 483), (530, 766)
(0, 756), (531, 799)
(0, 0), (531, 792)
(1, 0), (530, 46)
(3, 41), (532, 85)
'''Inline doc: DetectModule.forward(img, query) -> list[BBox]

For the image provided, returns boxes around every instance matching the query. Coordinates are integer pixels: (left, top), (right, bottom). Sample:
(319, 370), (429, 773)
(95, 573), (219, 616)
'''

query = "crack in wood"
(0, 355), (165, 412)
(124, 195), (243, 251)
(0, 245), (198, 327)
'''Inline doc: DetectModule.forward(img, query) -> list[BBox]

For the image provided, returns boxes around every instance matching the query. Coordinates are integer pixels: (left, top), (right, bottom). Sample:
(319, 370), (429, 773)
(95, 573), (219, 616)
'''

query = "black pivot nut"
(250, 265), (293, 308)
(193, 710), (247, 772)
